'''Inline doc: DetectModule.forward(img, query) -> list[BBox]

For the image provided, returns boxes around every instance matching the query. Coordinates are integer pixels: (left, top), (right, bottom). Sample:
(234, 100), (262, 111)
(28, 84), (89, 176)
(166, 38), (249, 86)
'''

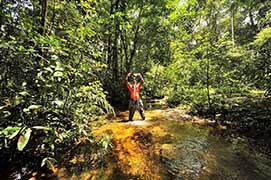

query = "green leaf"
(253, 27), (271, 46)
(23, 108), (30, 113)
(50, 144), (55, 151)
(52, 99), (64, 107)
(55, 62), (64, 71)
(32, 126), (51, 131)
(1, 126), (21, 137)
(51, 55), (59, 60)
(9, 127), (22, 139)
(14, 96), (23, 106)
(17, 128), (32, 151)
(1, 111), (11, 118)
(19, 91), (30, 96)
(28, 105), (42, 110)
(44, 67), (54, 73)
(53, 71), (63, 77)
(41, 157), (57, 168)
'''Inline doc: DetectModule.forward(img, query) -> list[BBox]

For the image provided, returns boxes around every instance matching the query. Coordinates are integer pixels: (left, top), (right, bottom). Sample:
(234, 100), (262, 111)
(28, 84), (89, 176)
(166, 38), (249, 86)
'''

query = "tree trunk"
(121, 32), (129, 72)
(128, 3), (143, 72)
(112, 0), (120, 81)
(119, 1), (129, 73)
(107, 1), (114, 66)
(112, 29), (119, 83)
(40, 0), (48, 35)
(231, 11), (235, 46)
(206, 53), (211, 109)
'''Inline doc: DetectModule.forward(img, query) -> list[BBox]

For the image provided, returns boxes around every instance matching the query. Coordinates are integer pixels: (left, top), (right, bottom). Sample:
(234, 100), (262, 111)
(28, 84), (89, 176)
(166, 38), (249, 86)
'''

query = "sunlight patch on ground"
(94, 126), (164, 179)
(50, 108), (221, 180)
(90, 110), (171, 180)
(116, 109), (166, 122)
(125, 120), (150, 126)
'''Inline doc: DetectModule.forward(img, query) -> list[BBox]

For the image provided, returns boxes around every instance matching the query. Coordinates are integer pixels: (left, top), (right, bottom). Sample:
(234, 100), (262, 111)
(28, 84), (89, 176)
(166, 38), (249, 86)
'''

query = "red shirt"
(127, 82), (142, 100)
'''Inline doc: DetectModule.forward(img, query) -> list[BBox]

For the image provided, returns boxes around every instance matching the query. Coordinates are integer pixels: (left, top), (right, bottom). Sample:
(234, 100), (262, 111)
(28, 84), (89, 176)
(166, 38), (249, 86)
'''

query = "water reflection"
(162, 119), (271, 180)
(126, 120), (151, 126)
(46, 108), (271, 180)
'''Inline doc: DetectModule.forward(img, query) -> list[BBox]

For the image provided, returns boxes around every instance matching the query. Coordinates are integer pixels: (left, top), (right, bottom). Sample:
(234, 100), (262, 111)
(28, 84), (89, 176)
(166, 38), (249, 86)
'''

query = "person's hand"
(126, 72), (132, 81)
(134, 73), (139, 76)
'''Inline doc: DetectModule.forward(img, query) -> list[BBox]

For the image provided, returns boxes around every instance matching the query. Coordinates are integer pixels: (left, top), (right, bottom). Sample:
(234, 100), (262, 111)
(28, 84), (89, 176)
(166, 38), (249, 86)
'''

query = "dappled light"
(1, 0), (271, 179)
(45, 109), (271, 180)
(92, 110), (167, 180)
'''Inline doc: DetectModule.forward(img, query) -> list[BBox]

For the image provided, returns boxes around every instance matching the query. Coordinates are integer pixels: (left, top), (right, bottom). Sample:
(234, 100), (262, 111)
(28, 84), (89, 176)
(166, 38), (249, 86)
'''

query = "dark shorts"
(129, 99), (144, 110)
(128, 99), (145, 120)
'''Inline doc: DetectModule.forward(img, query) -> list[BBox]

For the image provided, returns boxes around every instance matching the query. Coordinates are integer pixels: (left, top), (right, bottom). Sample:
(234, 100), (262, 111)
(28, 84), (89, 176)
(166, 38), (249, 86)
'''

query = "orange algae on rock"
(92, 110), (170, 180)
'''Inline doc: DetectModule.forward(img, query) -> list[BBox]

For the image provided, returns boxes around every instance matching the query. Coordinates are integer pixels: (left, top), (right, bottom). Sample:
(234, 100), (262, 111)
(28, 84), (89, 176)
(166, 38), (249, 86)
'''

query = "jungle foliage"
(0, 0), (271, 176)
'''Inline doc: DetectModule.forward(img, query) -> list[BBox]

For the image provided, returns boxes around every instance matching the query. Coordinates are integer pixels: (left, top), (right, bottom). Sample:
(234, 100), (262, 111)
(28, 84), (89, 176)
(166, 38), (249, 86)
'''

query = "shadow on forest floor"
(45, 107), (271, 180)
(1, 97), (271, 180)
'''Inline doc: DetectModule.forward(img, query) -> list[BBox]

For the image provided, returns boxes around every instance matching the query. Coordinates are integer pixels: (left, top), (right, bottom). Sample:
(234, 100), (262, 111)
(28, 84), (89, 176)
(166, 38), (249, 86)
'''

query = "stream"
(49, 108), (271, 180)
(7, 107), (271, 180)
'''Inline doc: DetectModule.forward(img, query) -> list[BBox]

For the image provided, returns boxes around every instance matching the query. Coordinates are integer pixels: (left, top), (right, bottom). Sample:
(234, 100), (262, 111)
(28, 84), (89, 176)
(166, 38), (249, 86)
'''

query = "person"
(126, 72), (145, 121)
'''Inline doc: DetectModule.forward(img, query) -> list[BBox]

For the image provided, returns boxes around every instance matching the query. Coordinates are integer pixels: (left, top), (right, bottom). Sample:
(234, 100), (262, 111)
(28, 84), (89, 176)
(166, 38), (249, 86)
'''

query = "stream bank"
(46, 108), (271, 180)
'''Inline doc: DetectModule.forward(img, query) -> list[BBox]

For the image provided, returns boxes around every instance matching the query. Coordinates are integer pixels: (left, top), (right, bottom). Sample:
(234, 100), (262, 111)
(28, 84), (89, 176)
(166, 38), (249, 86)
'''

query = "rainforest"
(0, 0), (271, 179)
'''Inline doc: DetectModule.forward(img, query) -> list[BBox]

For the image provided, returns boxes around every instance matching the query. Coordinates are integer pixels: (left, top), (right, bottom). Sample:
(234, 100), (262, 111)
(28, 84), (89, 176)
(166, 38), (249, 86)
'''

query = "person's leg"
(129, 100), (136, 121)
(138, 99), (145, 120)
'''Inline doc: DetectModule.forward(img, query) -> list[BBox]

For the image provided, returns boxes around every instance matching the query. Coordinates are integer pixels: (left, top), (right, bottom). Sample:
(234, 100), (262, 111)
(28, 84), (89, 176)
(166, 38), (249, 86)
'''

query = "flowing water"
(8, 108), (271, 180)
(45, 108), (271, 180)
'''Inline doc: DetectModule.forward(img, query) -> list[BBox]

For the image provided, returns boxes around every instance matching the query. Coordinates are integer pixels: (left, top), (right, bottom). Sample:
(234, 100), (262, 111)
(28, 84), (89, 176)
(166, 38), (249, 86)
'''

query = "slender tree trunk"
(107, 36), (112, 66)
(40, 0), (48, 35)
(119, 1), (129, 73)
(128, 23), (139, 71)
(49, 0), (56, 33)
(112, 0), (120, 90)
(107, 1), (114, 66)
(249, 11), (255, 27)
(35, 0), (48, 100)
(128, 3), (143, 72)
(120, 51), (123, 77)
(206, 53), (211, 109)
(231, 11), (235, 46)
(112, 30), (119, 83)
(248, 9), (257, 33)
(121, 32), (129, 72)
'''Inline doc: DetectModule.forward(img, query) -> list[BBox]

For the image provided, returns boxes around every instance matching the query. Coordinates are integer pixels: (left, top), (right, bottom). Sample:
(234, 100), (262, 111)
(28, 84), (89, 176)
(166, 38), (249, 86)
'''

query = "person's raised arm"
(136, 73), (144, 84)
(126, 72), (132, 85)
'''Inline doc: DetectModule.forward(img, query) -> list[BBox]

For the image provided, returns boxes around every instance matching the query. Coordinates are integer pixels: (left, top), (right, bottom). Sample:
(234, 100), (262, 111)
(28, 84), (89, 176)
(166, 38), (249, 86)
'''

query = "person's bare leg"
(138, 99), (145, 120)
(139, 108), (145, 120)
(129, 100), (136, 121)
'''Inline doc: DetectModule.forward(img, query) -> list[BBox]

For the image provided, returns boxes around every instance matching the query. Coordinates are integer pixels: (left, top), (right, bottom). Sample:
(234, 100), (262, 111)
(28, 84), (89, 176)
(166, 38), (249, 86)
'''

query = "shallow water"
(74, 109), (271, 180)
(160, 121), (271, 180)
(11, 109), (271, 180)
